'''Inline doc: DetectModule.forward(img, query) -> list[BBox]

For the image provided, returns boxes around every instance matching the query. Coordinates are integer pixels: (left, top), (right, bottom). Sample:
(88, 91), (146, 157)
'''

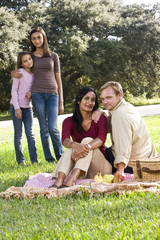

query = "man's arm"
(111, 114), (132, 174)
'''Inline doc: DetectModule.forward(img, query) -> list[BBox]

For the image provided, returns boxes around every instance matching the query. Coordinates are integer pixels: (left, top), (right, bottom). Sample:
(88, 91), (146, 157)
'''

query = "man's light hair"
(100, 81), (123, 96)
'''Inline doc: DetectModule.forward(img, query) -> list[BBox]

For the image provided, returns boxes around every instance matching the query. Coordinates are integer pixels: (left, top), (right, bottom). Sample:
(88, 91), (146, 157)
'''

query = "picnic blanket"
(23, 172), (133, 188)
(0, 181), (160, 200)
(0, 172), (160, 199)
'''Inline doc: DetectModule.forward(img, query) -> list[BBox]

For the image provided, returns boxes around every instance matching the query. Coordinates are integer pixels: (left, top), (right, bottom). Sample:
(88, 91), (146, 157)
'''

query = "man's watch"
(86, 144), (91, 150)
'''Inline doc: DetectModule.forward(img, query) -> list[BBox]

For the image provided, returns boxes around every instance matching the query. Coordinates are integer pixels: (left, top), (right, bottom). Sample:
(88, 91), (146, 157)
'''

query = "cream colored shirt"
(109, 99), (159, 168)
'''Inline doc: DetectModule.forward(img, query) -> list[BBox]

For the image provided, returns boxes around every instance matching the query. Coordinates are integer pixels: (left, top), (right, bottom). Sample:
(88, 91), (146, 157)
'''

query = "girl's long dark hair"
(17, 51), (32, 69)
(72, 87), (99, 132)
(29, 27), (51, 57)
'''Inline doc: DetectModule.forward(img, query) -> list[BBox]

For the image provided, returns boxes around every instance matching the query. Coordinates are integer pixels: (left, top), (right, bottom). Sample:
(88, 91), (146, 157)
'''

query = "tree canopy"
(0, 0), (160, 110)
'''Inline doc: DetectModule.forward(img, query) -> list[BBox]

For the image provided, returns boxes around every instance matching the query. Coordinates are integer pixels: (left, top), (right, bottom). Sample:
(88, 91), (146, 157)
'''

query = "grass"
(0, 193), (160, 239)
(1, 97), (160, 121)
(0, 116), (160, 239)
(124, 92), (160, 107)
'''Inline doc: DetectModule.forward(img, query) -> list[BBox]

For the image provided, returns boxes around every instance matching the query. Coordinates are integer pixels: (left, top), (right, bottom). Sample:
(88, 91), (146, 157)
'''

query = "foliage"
(116, 4), (160, 97)
(0, 7), (28, 110)
(1, 1), (160, 110)
(124, 91), (160, 106)
(0, 116), (160, 239)
(0, 0), (46, 11)
(1, 97), (160, 121)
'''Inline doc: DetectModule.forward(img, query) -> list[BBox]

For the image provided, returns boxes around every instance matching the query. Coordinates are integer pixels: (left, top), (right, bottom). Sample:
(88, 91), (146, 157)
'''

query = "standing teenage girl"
(30, 27), (64, 162)
(10, 52), (38, 165)
(12, 27), (64, 163)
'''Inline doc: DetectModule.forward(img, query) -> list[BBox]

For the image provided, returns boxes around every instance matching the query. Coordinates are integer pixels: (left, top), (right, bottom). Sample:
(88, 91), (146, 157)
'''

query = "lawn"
(0, 116), (160, 239)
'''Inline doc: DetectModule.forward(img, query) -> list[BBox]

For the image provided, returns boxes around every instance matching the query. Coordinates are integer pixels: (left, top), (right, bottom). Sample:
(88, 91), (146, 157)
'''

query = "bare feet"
(65, 168), (81, 187)
(53, 172), (66, 188)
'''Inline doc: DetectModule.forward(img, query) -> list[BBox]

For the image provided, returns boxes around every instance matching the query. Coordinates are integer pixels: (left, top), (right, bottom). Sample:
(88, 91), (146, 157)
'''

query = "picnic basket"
(131, 158), (160, 181)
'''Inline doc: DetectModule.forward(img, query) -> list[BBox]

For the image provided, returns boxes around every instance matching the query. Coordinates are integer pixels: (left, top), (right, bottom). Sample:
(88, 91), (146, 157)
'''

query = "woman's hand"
(59, 101), (64, 115)
(15, 109), (22, 119)
(26, 91), (32, 99)
(11, 70), (23, 79)
(71, 142), (90, 162)
(63, 139), (91, 162)
(72, 151), (89, 163)
(71, 152), (80, 163)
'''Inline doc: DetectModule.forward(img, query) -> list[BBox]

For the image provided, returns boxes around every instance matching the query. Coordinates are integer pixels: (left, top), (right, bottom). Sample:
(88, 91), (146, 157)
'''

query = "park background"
(0, 0), (160, 239)
(1, 0), (160, 115)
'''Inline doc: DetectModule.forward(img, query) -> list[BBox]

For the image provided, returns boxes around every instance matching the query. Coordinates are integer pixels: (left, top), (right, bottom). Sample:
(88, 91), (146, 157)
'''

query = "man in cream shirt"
(100, 81), (159, 176)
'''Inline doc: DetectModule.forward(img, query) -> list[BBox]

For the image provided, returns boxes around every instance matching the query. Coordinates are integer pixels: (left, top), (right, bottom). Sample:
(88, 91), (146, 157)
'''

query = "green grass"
(124, 92), (160, 107)
(1, 97), (160, 121)
(0, 193), (160, 239)
(0, 110), (11, 121)
(0, 116), (160, 239)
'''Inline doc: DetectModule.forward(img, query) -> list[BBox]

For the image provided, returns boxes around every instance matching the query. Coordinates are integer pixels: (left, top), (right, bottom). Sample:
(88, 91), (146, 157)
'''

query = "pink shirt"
(62, 114), (108, 158)
(10, 68), (34, 109)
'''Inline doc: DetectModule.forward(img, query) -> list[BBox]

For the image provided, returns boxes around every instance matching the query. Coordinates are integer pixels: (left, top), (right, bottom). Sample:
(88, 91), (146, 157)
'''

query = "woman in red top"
(51, 87), (112, 188)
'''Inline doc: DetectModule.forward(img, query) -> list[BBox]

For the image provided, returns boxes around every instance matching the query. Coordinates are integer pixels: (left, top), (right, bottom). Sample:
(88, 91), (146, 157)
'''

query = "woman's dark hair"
(72, 87), (99, 132)
(17, 51), (32, 69)
(29, 27), (51, 57)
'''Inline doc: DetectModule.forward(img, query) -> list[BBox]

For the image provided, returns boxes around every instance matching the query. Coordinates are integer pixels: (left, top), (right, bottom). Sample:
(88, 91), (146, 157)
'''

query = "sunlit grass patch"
(0, 116), (159, 239)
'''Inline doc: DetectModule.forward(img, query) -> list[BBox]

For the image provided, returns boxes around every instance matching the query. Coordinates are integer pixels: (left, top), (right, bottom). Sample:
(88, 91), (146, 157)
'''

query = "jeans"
(32, 93), (64, 162)
(105, 147), (133, 174)
(10, 105), (37, 164)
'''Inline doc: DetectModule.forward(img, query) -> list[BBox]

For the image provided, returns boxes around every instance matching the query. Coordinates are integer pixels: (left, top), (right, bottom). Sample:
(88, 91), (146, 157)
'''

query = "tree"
(1, 0), (160, 111)
(0, 0), (44, 11)
(0, 7), (28, 110)
(114, 4), (160, 97)
(43, 0), (125, 104)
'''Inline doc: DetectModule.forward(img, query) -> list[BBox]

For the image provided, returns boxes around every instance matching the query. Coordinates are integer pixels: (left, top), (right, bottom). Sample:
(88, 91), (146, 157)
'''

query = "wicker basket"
(131, 158), (160, 181)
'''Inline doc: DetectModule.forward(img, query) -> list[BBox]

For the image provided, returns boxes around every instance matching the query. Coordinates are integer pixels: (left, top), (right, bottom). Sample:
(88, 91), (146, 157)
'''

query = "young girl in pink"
(10, 52), (38, 165)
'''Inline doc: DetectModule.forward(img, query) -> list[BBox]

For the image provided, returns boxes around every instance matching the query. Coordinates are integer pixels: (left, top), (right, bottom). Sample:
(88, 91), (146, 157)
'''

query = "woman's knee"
(81, 137), (93, 144)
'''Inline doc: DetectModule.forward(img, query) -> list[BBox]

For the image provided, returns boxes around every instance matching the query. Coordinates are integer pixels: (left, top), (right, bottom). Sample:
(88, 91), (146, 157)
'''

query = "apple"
(103, 174), (114, 183)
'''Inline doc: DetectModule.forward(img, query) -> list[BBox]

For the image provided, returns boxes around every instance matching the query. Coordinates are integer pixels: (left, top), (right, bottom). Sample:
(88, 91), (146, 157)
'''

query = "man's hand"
(92, 108), (105, 123)
(113, 171), (125, 183)
(117, 162), (126, 175)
